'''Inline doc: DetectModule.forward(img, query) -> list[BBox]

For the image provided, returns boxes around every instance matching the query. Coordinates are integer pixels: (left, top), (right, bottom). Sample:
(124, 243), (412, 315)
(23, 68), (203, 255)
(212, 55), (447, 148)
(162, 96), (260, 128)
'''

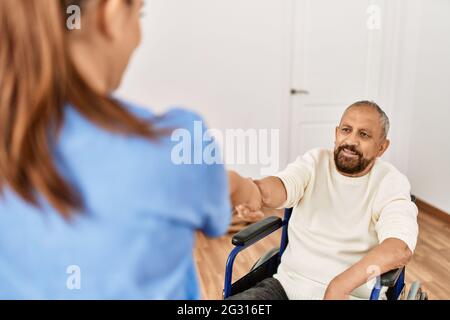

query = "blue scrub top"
(0, 101), (231, 299)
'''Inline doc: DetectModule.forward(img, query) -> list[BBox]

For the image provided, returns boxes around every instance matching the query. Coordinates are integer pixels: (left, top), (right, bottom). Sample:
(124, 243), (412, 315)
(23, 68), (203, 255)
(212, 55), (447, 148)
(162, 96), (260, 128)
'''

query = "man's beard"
(334, 145), (374, 175)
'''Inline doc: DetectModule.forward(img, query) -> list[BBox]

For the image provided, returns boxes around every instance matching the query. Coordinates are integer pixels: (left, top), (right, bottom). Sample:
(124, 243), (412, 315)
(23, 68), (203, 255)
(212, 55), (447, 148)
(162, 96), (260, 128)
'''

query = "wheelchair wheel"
(407, 281), (427, 300)
(250, 247), (279, 271)
(420, 291), (428, 300)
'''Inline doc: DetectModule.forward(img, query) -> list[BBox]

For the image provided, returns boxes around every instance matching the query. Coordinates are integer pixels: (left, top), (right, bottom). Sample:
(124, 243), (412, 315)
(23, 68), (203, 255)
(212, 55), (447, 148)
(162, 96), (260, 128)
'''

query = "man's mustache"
(337, 145), (363, 158)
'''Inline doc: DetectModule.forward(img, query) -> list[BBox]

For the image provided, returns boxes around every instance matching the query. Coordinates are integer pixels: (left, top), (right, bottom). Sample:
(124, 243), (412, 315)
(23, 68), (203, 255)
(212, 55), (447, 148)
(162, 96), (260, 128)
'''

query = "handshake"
(228, 171), (287, 223)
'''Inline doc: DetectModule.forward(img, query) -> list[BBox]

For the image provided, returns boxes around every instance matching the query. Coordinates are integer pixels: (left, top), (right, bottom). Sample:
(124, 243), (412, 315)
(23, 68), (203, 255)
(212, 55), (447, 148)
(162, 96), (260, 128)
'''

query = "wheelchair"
(224, 195), (428, 300)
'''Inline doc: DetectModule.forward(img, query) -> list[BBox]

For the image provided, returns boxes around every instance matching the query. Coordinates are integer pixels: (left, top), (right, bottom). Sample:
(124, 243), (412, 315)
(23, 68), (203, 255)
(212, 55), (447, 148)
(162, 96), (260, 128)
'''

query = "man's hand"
(228, 171), (288, 222)
(233, 179), (264, 222)
(323, 238), (413, 300)
(229, 172), (264, 222)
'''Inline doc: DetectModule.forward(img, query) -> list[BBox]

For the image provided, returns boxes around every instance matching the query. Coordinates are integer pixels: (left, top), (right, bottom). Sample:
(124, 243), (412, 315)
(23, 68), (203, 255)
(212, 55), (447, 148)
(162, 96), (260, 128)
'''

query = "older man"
(228, 101), (419, 300)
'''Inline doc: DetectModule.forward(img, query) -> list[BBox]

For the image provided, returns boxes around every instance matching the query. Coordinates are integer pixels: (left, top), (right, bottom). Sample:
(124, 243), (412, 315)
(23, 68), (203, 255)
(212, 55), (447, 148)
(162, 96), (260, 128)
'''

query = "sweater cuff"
(377, 233), (417, 253)
(273, 173), (294, 209)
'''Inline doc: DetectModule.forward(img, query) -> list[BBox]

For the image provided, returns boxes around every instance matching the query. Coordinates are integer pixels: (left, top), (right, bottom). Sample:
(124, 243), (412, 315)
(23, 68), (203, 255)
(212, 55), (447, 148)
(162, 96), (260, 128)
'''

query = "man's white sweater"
(273, 148), (419, 299)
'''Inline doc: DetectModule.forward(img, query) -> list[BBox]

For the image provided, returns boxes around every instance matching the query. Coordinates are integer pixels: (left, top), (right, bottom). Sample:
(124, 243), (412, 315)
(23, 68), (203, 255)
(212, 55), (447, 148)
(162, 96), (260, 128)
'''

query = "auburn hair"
(0, 0), (157, 217)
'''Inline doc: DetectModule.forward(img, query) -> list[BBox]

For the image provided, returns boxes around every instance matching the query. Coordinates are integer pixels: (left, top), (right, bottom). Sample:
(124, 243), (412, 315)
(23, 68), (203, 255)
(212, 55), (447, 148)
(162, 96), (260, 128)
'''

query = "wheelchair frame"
(224, 207), (411, 300)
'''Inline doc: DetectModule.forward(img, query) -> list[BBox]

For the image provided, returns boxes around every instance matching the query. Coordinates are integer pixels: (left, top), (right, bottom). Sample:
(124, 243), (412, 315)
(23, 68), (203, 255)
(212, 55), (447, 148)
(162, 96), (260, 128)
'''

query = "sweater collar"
(330, 156), (375, 184)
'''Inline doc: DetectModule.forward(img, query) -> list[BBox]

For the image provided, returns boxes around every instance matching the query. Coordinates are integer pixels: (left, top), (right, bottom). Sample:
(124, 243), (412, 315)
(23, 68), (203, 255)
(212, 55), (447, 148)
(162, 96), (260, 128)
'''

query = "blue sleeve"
(165, 108), (232, 237)
(198, 143), (232, 237)
(58, 100), (232, 238)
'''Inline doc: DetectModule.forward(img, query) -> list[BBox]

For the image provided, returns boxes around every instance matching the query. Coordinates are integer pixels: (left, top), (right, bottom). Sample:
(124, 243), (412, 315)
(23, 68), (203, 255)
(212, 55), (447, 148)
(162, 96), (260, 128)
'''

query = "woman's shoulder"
(120, 99), (206, 131)
(61, 101), (207, 152)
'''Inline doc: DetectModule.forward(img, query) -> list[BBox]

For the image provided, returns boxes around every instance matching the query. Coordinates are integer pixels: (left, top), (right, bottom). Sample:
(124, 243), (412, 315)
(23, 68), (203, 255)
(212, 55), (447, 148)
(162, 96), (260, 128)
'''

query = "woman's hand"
(229, 172), (264, 222)
(233, 178), (264, 222)
(235, 205), (264, 222)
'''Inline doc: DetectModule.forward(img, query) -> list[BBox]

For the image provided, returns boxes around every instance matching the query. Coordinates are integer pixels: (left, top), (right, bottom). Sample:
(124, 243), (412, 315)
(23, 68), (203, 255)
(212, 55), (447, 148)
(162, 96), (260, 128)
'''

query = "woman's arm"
(228, 171), (262, 211)
(228, 171), (287, 219)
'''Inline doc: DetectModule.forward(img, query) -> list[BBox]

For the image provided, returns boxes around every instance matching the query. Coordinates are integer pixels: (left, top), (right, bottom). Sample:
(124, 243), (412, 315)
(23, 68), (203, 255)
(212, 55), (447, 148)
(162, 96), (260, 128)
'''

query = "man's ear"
(97, 0), (123, 40)
(378, 139), (390, 157)
(333, 126), (338, 146)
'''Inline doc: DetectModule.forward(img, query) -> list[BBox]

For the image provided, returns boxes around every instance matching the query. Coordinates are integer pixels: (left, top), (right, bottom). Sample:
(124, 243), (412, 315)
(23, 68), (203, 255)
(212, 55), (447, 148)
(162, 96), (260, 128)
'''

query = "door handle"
(290, 88), (310, 95)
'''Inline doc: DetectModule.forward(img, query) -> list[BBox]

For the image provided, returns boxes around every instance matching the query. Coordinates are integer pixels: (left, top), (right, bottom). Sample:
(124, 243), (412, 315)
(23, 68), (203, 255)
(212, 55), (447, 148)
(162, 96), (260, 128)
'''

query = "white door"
(289, 0), (387, 160)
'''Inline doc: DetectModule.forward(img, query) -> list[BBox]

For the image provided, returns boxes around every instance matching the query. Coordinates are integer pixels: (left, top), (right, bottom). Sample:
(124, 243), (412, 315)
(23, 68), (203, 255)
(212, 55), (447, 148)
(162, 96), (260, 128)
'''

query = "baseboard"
(415, 196), (450, 224)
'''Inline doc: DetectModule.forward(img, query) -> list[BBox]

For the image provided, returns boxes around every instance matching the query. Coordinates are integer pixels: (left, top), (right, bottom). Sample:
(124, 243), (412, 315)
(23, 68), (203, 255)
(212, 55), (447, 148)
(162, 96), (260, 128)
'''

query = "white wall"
(407, 0), (450, 213)
(117, 0), (292, 177)
(117, 0), (450, 213)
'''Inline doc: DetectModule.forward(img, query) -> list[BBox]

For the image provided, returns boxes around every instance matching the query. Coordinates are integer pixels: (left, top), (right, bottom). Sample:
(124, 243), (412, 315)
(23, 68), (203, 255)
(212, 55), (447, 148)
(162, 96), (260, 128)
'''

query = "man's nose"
(343, 133), (359, 146)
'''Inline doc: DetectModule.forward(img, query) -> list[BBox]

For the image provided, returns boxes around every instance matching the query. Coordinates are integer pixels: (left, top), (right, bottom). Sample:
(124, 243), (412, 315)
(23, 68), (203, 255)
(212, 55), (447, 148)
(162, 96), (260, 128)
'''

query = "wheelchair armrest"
(380, 267), (405, 287)
(232, 216), (282, 247)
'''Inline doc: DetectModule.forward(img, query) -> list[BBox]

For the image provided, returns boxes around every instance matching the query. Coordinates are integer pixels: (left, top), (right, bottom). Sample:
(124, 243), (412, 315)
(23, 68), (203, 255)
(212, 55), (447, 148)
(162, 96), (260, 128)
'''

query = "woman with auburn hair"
(0, 0), (232, 299)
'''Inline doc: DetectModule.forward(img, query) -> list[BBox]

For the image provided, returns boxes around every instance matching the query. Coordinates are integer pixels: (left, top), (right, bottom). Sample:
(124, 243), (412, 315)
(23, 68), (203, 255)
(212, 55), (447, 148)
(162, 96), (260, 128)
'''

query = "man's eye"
(360, 132), (369, 138)
(341, 128), (350, 133)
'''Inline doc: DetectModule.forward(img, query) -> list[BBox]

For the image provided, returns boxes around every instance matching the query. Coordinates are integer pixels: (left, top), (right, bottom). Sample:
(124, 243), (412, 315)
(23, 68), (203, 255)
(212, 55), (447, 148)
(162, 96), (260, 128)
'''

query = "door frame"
(279, 0), (422, 173)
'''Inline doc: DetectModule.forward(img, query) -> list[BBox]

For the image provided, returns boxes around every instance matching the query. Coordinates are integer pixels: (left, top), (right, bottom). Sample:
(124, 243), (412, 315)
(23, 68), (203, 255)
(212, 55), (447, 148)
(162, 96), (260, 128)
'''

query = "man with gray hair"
(228, 100), (419, 300)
